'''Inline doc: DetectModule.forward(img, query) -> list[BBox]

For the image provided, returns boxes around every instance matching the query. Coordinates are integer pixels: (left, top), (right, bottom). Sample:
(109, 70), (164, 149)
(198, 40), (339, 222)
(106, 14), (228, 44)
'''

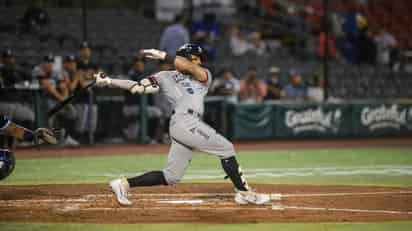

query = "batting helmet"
(176, 43), (205, 61)
(0, 149), (15, 180)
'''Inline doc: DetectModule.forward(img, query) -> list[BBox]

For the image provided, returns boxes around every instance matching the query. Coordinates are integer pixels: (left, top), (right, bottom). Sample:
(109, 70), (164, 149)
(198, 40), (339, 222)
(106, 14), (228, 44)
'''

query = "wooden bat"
(47, 79), (96, 117)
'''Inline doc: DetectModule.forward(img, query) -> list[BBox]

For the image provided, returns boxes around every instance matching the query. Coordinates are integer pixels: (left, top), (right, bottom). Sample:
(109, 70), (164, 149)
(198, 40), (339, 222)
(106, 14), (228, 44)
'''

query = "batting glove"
(94, 72), (112, 87)
(140, 49), (167, 60)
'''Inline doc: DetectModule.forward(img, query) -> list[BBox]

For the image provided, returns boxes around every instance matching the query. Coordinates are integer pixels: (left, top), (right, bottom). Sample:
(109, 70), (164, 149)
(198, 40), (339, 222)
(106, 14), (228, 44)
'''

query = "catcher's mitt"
(34, 128), (58, 145)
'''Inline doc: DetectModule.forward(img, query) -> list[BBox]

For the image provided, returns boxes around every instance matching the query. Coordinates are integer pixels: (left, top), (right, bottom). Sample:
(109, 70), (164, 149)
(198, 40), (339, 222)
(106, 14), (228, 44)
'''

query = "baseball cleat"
(110, 178), (132, 206)
(234, 190), (271, 205)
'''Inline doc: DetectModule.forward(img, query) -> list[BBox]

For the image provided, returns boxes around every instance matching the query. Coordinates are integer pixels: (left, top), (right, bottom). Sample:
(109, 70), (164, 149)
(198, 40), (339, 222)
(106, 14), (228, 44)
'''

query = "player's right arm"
(140, 48), (208, 83)
(93, 72), (159, 95)
(174, 56), (208, 82)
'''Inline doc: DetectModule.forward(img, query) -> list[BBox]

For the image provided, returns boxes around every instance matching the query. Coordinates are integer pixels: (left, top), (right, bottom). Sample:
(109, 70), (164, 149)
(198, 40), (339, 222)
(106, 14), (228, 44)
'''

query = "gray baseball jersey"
(152, 70), (210, 115)
(152, 69), (236, 185)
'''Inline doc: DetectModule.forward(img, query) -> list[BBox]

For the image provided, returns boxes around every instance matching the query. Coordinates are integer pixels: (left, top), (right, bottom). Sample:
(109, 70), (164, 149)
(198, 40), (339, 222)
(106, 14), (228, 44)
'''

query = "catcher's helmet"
(176, 43), (205, 61)
(0, 149), (15, 180)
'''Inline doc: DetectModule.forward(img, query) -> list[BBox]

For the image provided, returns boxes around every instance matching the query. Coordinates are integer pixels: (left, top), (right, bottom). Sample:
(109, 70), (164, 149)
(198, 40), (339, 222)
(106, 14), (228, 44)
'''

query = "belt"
(172, 109), (202, 118)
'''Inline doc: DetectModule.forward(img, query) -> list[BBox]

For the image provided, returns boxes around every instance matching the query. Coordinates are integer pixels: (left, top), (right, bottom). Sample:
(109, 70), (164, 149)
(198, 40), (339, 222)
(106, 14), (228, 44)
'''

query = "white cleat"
(110, 178), (132, 206)
(235, 190), (272, 205)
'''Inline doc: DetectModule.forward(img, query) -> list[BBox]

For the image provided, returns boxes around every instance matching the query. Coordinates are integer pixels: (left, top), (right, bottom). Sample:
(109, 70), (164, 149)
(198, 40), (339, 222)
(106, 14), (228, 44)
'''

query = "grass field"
(1, 147), (412, 230)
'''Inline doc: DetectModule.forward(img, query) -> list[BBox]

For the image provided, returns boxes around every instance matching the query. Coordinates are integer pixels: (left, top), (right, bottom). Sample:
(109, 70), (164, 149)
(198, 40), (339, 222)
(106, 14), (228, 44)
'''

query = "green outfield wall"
(227, 101), (412, 139)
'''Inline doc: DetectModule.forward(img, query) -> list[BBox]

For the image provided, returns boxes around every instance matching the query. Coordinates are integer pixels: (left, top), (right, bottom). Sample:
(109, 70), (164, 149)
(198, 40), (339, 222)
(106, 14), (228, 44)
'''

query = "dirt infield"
(15, 137), (412, 159)
(0, 183), (412, 223)
(3, 138), (411, 224)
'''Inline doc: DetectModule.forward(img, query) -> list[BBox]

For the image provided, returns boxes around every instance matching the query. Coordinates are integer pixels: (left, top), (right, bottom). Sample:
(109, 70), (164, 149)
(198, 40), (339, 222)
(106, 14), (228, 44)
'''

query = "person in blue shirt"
(191, 13), (220, 61)
(284, 70), (307, 100)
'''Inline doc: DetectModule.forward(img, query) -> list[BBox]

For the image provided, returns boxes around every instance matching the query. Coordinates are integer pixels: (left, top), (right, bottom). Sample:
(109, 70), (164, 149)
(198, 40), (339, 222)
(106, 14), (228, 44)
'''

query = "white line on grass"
(96, 165), (412, 179)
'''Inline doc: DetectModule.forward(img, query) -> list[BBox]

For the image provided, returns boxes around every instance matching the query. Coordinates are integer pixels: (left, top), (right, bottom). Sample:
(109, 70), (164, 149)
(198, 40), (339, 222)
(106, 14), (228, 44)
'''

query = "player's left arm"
(93, 72), (159, 95)
(174, 56), (208, 83)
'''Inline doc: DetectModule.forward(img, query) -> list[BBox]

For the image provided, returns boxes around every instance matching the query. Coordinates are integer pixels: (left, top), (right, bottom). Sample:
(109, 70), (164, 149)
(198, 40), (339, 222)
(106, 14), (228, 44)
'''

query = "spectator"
(159, 15), (190, 57)
(76, 42), (99, 144)
(62, 55), (81, 93)
(229, 26), (250, 56)
(123, 55), (164, 143)
(77, 41), (98, 76)
(0, 49), (27, 87)
(358, 26), (376, 65)
(374, 28), (398, 67)
(239, 66), (267, 103)
(19, 1), (50, 33)
(192, 13), (221, 60)
(127, 55), (148, 81)
(0, 49), (34, 125)
(33, 54), (78, 146)
(284, 70), (307, 100)
(264, 66), (284, 100)
(76, 41), (99, 99)
(341, 3), (368, 64)
(61, 54), (97, 144)
(249, 31), (267, 56)
(229, 26), (267, 56)
(33, 54), (68, 103)
(318, 18), (338, 59)
(307, 74), (324, 102)
(210, 68), (240, 103)
(259, 0), (281, 17)
(304, 0), (324, 33)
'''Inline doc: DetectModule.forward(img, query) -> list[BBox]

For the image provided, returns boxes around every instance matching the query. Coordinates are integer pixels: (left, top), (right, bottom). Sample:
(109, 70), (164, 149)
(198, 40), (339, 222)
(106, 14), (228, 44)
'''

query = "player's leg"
(110, 139), (193, 205)
(177, 118), (271, 204)
(128, 139), (193, 186)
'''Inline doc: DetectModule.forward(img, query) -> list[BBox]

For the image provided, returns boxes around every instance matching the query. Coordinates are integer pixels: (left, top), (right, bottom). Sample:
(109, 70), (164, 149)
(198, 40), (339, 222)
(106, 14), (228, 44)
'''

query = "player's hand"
(140, 49), (167, 60)
(34, 128), (58, 145)
(93, 71), (111, 87)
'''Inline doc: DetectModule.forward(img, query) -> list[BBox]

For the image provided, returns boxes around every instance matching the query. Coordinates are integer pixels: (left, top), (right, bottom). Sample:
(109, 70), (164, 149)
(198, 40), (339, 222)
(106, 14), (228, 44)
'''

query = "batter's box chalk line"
(271, 204), (412, 215)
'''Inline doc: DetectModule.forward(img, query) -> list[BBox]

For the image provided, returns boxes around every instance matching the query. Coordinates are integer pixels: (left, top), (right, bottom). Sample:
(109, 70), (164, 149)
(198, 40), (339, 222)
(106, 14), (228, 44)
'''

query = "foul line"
(84, 191), (412, 198)
(281, 191), (412, 198)
(57, 205), (412, 215)
(2, 191), (412, 205)
(273, 205), (412, 215)
(69, 207), (272, 211)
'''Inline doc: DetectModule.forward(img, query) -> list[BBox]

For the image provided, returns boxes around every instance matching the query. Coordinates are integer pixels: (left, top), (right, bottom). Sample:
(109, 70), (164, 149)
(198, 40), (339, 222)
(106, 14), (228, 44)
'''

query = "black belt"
(172, 109), (202, 118)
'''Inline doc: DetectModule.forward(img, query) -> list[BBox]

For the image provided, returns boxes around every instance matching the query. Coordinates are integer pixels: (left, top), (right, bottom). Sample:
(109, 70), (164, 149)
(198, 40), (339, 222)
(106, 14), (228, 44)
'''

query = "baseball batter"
(95, 44), (271, 205)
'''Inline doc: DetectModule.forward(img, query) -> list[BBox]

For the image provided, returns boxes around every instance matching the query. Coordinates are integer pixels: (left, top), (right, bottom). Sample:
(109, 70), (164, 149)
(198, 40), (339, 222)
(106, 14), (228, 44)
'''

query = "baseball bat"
(47, 79), (96, 117)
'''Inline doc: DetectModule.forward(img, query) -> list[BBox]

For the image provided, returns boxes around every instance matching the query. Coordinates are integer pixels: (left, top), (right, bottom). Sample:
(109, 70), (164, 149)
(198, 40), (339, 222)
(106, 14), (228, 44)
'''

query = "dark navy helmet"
(0, 149), (15, 180)
(176, 43), (205, 61)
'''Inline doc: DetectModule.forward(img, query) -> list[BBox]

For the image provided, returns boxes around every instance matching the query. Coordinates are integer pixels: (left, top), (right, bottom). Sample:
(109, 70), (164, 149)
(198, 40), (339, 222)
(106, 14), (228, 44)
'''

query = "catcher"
(0, 115), (57, 180)
(94, 43), (274, 205)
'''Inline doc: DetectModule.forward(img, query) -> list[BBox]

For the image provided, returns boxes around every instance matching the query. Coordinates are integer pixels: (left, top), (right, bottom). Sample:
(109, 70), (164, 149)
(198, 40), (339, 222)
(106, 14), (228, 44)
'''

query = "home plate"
(157, 200), (204, 204)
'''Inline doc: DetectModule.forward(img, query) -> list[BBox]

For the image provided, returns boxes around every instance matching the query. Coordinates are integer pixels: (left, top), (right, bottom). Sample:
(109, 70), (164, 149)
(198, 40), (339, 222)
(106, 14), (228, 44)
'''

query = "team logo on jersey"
(172, 73), (186, 83)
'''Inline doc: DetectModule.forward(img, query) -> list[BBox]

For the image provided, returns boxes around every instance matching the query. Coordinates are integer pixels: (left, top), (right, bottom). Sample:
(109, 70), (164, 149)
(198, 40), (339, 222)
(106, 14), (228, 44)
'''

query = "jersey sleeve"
(150, 71), (171, 88)
(0, 115), (11, 131)
(203, 68), (212, 88)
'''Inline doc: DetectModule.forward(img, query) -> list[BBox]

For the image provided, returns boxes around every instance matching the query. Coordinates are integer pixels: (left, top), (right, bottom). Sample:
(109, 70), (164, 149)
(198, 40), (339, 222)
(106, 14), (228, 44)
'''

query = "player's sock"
(221, 156), (249, 191)
(127, 171), (168, 187)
